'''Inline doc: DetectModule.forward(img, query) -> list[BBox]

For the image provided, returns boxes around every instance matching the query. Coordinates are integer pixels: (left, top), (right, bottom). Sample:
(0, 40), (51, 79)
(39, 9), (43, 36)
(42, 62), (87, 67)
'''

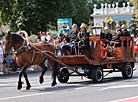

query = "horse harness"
(12, 42), (55, 65)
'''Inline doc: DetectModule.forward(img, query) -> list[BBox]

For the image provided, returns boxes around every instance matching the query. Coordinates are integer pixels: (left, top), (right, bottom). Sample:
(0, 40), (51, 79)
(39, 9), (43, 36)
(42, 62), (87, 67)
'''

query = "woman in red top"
(134, 42), (138, 62)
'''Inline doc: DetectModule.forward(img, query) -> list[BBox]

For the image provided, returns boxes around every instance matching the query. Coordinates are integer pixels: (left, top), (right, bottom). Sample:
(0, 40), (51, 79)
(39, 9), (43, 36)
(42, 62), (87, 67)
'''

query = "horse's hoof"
(51, 82), (57, 86)
(17, 82), (24, 90)
(39, 77), (44, 84)
(26, 84), (31, 90)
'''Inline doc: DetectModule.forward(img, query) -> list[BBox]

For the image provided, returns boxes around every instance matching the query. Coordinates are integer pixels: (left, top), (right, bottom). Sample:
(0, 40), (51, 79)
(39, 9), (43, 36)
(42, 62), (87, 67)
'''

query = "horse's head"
(3, 31), (24, 56)
(3, 31), (13, 55)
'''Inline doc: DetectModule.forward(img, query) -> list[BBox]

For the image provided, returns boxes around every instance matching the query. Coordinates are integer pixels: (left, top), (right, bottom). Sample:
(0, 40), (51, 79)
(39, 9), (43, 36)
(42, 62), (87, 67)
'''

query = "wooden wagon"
(56, 36), (135, 83)
(17, 30), (135, 84)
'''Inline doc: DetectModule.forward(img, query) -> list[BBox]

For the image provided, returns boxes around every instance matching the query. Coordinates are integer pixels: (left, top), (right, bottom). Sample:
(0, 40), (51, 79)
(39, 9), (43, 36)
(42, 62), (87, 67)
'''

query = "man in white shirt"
(41, 32), (46, 41)
(46, 32), (51, 42)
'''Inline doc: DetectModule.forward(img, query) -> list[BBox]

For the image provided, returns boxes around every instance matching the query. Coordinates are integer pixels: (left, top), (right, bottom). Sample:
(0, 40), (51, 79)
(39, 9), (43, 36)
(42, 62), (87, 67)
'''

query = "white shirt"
(0, 39), (4, 48)
(41, 35), (46, 41)
(46, 35), (51, 42)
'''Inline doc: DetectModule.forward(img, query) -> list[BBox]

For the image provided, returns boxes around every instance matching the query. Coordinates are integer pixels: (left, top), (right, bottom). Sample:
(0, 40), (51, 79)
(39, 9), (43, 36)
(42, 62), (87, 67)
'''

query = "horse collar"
(13, 42), (28, 54)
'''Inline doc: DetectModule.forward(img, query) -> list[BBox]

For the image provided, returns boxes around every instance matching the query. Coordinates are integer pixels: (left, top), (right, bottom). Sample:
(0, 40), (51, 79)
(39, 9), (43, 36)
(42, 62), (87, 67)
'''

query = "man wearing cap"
(74, 23), (89, 55)
(61, 24), (78, 55)
(121, 24), (130, 37)
(41, 32), (46, 41)
(121, 24), (130, 47)
(101, 26), (112, 45)
(112, 24), (123, 47)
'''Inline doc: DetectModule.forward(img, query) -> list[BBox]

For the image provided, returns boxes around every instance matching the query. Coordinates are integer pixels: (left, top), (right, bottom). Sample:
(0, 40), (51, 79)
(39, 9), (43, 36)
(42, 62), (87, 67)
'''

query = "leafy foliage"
(129, 11), (138, 36)
(0, 0), (133, 36)
(0, 0), (90, 35)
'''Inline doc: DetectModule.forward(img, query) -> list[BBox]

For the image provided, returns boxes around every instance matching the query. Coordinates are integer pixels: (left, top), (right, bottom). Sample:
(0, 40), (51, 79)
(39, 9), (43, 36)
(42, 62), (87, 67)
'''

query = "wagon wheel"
(122, 63), (133, 79)
(58, 68), (69, 83)
(91, 67), (103, 83)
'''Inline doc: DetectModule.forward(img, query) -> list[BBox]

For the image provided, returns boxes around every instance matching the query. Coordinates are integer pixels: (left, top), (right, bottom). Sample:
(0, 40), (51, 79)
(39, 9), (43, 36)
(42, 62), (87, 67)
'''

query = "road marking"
(0, 85), (87, 101)
(98, 84), (138, 91)
(110, 96), (138, 102)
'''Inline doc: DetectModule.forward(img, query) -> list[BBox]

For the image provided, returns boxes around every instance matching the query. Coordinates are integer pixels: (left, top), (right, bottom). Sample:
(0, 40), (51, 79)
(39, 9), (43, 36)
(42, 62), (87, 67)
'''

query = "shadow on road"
(68, 76), (138, 85)
(20, 76), (138, 92)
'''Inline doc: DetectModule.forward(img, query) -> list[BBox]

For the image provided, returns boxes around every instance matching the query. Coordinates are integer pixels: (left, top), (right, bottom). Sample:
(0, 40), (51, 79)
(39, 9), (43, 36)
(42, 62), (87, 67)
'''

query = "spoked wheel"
(58, 68), (69, 83)
(122, 63), (133, 79)
(92, 67), (103, 83)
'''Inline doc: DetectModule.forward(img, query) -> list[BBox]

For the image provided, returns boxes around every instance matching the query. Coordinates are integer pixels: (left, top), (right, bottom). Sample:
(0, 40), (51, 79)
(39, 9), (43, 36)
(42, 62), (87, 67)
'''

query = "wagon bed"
(57, 55), (135, 66)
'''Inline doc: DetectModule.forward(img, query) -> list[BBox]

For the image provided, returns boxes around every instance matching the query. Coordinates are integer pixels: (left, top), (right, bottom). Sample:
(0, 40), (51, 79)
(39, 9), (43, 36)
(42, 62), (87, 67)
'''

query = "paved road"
(0, 64), (138, 102)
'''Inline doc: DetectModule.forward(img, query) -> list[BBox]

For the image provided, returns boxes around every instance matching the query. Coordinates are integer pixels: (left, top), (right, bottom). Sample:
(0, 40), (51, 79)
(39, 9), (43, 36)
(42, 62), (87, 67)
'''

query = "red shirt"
(134, 45), (138, 53)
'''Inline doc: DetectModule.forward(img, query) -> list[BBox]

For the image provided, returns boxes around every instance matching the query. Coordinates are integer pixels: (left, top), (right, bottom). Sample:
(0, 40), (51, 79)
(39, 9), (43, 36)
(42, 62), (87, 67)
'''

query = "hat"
(104, 26), (109, 30)
(121, 24), (126, 29)
(41, 32), (45, 36)
(53, 35), (58, 39)
(115, 24), (120, 28)
(72, 24), (77, 28)
(80, 23), (86, 28)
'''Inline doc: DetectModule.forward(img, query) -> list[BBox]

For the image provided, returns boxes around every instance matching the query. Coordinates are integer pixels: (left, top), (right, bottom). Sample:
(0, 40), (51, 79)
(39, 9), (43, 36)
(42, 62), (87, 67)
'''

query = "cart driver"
(74, 23), (90, 55)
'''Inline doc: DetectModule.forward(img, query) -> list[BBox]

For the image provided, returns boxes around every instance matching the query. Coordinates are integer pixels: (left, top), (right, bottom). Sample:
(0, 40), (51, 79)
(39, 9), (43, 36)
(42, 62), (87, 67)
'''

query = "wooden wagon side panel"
(88, 48), (95, 60)
(95, 48), (101, 60)
(123, 47), (132, 58)
(57, 55), (89, 65)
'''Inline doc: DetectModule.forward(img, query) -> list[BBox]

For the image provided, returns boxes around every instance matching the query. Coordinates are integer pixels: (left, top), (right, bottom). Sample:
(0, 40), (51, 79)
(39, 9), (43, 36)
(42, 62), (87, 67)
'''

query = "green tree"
(129, 11), (138, 36)
(0, 0), (90, 35)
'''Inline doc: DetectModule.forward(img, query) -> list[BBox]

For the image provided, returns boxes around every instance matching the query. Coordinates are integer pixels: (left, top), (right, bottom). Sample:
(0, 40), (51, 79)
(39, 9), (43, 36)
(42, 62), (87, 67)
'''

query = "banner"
(57, 18), (72, 38)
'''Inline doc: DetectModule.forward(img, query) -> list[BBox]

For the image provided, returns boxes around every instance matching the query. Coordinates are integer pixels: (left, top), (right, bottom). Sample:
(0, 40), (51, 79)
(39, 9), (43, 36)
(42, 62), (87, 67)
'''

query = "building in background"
(91, 2), (134, 31)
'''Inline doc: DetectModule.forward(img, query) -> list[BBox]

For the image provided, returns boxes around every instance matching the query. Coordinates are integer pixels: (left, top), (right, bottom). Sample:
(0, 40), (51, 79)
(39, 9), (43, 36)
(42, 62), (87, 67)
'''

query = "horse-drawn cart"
(56, 36), (135, 83)
(17, 31), (135, 84)
(3, 30), (135, 90)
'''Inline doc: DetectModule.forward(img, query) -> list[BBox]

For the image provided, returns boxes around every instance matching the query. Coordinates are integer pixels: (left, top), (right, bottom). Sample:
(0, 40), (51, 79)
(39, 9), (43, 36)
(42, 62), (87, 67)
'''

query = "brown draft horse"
(3, 31), (57, 90)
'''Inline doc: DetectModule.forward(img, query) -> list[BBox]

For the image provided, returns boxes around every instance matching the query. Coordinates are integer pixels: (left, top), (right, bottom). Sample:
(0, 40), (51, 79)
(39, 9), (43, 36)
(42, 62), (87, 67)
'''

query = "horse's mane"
(5, 33), (24, 43)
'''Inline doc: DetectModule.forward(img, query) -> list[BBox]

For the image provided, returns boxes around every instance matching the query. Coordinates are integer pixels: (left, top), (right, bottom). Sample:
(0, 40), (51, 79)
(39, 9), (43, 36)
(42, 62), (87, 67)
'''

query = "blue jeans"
(61, 44), (74, 55)
(46, 59), (51, 68)
(61, 45), (70, 55)
(70, 44), (74, 53)
(61, 45), (70, 52)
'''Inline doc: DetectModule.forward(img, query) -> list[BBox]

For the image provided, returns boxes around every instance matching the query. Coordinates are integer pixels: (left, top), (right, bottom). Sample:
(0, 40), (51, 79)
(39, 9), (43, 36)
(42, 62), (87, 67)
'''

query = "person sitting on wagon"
(61, 24), (78, 55)
(112, 24), (123, 47)
(100, 26), (112, 46)
(121, 24), (130, 47)
(121, 24), (130, 37)
(74, 23), (89, 55)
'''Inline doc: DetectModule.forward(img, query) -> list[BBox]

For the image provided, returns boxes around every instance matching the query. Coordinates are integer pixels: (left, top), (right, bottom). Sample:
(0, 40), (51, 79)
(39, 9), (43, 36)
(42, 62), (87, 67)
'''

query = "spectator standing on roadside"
(135, 42), (138, 62)
(46, 32), (51, 42)
(41, 32), (46, 41)
(46, 32), (51, 68)
(0, 35), (3, 47)
(0, 43), (4, 74)
(34, 37), (38, 43)
(6, 53), (11, 74)
(38, 34), (41, 41)
(134, 35), (138, 45)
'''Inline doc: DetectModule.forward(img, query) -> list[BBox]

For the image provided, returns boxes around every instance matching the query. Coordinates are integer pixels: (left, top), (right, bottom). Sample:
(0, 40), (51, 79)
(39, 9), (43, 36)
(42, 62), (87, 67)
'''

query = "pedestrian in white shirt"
(46, 32), (51, 42)
(41, 32), (46, 41)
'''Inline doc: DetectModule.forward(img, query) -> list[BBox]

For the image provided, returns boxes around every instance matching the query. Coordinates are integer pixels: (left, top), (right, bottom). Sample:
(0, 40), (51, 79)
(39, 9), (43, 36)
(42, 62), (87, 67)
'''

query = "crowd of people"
(1, 22), (138, 74)
(0, 35), (13, 75)
(36, 23), (133, 60)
